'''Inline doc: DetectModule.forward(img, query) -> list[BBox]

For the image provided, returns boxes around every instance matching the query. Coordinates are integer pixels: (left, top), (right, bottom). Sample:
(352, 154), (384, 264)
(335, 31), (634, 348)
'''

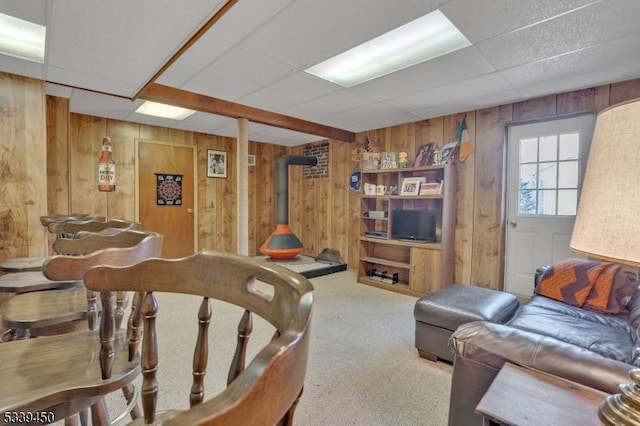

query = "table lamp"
(570, 98), (640, 425)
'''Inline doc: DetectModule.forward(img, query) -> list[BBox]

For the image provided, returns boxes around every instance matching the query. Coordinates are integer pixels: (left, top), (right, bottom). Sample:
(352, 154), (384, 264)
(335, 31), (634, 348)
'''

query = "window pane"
(520, 138), (538, 163)
(538, 162), (557, 189)
(520, 164), (538, 189)
(539, 135), (558, 161)
(558, 161), (578, 188)
(559, 133), (579, 161)
(519, 189), (537, 215)
(557, 189), (577, 215)
(537, 190), (556, 215)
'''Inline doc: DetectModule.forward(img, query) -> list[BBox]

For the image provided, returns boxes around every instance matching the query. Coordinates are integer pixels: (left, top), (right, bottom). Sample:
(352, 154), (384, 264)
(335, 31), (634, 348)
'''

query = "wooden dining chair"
(82, 249), (314, 425)
(1, 231), (162, 339)
(0, 232), (163, 425)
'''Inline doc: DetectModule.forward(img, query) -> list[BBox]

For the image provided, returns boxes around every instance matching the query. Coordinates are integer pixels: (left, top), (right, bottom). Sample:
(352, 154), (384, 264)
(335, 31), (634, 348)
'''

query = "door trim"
(134, 139), (198, 253)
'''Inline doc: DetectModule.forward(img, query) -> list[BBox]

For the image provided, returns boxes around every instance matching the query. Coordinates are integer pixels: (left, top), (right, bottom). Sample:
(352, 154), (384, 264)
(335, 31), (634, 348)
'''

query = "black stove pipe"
(277, 155), (318, 224)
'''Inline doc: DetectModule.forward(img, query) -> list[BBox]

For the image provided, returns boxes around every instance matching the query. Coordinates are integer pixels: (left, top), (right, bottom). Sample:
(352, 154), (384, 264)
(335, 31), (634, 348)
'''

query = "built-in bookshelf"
(358, 164), (456, 296)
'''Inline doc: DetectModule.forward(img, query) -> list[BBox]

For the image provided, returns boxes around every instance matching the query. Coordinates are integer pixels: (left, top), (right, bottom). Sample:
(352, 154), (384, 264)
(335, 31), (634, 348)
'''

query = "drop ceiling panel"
(280, 89), (376, 121)
(319, 103), (420, 132)
(442, 0), (600, 43)
(69, 90), (142, 120)
(242, 0), (441, 69)
(236, 71), (340, 111)
(181, 45), (293, 101)
(476, 0), (640, 71)
(44, 1), (225, 96)
(352, 46), (495, 101)
(0, 1), (47, 24)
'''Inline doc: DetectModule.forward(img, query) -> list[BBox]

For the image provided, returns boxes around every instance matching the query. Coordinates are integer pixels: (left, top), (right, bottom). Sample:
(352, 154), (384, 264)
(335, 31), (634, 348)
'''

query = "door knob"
(187, 208), (194, 215)
(509, 221), (517, 228)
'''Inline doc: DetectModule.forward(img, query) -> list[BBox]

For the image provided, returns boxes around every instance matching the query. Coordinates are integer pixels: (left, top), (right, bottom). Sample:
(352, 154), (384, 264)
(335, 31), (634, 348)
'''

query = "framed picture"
(439, 142), (458, 165)
(362, 152), (381, 171)
(207, 150), (227, 178)
(419, 181), (443, 195)
(382, 152), (398, 169)
(400, 177), (426, 196)
(413, 143), (435, 167)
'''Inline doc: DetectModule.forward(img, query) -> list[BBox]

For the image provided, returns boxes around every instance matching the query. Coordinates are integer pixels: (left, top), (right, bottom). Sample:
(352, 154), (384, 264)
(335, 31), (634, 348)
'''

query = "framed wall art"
(207, 150), (227, 178)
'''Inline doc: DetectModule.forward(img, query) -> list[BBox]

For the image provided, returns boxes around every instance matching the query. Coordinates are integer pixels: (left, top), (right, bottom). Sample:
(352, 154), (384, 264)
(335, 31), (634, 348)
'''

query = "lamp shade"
(571, 98), (640, 266)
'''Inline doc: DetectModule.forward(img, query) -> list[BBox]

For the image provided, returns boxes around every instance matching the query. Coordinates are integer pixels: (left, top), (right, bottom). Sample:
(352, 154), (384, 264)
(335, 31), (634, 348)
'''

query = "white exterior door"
(504, 114), (594, 298)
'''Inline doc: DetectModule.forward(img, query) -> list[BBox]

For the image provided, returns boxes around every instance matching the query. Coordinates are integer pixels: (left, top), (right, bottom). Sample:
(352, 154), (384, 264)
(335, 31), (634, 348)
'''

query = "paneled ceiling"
(1, 0), (639, 146)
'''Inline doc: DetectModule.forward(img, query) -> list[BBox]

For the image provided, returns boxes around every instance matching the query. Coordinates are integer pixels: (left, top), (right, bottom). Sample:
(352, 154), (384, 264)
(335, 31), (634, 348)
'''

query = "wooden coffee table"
(476, 362), (608, 426)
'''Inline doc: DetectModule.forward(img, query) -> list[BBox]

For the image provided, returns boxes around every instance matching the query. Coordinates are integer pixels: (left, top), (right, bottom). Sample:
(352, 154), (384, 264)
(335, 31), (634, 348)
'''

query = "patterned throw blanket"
(536, 258), (636, 314)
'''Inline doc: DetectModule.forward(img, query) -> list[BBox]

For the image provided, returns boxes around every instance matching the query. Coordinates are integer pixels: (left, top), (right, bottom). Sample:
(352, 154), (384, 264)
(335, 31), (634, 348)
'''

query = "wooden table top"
(0, 271), (78, 293)
(476, 362), (608, 426)
(0, 256), (46, 273)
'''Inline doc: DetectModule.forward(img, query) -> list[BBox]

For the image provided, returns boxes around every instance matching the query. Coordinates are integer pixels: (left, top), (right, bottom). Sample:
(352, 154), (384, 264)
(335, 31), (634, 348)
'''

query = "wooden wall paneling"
(0, 74), (47, 258)
(254, 143), (278, 254)
(609, 80), (640, 105)
(196, 134), (215, 250)
(138, 124), (195, 145)
(471, 106), (512, 289)
(389, 123), (414, 153)
(450, 114), (480, 284)
(287, 145), (303, 252)
(69, 114), (109, 219)
(556, 88), (599, 115)
(105, 120), (140, 220)
(216, 136), (237, 253)
(299, 156), (317, 255)
(512, 95), (557, 121)
(331, 140), (353, 264)
(46, 96), (70, 217)
(248, 141), (257, 255)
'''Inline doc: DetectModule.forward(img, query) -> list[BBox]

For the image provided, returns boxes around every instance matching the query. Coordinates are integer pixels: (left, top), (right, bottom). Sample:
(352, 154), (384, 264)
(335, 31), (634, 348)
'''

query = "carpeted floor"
(95, 270), (452, 425)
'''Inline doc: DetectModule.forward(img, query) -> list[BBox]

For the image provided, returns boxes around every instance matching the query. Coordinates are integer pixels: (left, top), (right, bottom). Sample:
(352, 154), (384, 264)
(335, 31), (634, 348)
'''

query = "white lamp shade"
(571, 98), (640, 266)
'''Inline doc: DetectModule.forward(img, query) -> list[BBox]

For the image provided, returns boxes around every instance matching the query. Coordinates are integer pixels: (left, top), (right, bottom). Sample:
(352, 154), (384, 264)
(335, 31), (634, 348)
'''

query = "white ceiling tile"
(476, 0), (640, 70)
(441, 0), (599, 43)
(352, 46), (495, 101)
(236, 71), (340, 111)
(243, 0), (441, 69)
(0, 55), (43, 80)
(45, 83), (72, 98)
(0, 1), (47, 24)
(280, 89), (375, 120)
(182, 45), (293, 101)
(69, 90), (142, 120)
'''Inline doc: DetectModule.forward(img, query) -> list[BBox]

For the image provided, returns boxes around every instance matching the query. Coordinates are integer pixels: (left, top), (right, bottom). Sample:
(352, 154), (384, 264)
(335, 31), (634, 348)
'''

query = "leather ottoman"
(414, 284), (519, 362)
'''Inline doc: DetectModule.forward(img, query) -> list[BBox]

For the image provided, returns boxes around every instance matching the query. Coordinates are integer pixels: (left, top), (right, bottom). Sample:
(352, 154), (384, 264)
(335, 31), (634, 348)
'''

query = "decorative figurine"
(432, 148), (441, 165)
(398, 150), (408, 168)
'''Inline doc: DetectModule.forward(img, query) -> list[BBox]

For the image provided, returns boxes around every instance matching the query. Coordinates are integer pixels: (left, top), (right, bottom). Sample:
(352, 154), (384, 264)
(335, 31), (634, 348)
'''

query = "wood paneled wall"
(4, 69), (640, 291)
(0, 73), (47, 259)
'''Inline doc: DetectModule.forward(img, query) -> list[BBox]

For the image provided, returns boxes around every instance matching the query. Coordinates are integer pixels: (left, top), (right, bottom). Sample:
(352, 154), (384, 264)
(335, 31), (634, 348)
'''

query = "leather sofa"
(447, 266), (640, 426)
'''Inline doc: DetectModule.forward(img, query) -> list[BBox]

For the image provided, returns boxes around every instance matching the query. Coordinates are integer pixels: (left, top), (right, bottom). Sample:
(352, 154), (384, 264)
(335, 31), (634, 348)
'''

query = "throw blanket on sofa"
(536, 258), (636, 314)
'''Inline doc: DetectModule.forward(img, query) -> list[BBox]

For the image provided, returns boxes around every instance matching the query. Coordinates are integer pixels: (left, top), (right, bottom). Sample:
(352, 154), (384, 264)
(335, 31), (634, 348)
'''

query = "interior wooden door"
(136, 140), (196, 258)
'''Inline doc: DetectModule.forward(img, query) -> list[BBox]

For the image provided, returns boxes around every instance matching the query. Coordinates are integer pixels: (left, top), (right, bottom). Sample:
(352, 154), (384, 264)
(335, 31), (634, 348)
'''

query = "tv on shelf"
(391, 209), (436, 242)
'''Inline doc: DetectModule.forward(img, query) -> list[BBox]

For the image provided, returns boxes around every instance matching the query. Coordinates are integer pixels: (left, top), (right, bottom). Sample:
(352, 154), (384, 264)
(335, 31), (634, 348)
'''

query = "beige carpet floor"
(84, 270), (453, 425)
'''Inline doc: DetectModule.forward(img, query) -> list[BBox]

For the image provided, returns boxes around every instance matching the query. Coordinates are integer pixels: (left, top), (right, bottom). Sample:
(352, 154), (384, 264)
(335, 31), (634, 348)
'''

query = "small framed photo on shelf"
(419, 181), (443, 195)
(413, 143), (435, 167)
(439, 142), (458, 165)
(362, 152), (381, 170)
(400, 177), (426, 196)
(381, 152), (398, 169)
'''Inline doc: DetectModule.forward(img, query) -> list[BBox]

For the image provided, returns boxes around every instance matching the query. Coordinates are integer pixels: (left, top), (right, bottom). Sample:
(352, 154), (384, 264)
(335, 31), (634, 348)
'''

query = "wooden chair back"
(84, 249), (314, 425)
(50, 218), (138, 238)
(0, 233), (163, 424)
(52, 229), (149, 256)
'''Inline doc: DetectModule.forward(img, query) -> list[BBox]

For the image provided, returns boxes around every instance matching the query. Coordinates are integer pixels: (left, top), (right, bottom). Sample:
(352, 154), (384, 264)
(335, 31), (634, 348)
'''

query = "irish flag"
(456, 115), (473, 162)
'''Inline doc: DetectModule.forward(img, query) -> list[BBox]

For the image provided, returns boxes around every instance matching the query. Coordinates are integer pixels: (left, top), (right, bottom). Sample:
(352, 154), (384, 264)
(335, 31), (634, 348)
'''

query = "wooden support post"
(237, 118), (249, 256)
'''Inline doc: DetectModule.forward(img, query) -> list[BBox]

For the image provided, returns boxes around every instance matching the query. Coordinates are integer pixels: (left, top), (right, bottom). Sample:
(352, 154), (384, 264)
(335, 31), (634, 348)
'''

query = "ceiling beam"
(140, 83), (356, 142)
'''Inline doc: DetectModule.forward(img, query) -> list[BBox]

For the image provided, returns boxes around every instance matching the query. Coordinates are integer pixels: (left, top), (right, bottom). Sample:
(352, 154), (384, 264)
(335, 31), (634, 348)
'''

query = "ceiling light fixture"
(305, 10), (470, 88)
(0, 13), (46, 63)
(135, 101), (196, 120)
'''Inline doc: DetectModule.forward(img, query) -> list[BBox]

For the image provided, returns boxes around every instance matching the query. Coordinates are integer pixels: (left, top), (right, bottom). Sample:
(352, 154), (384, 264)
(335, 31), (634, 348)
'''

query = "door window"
(518, 132), (580, 216)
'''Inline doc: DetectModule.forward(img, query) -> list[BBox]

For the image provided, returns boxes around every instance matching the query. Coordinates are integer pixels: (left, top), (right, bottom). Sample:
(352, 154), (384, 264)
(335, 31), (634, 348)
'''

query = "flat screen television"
(391, 209), (436, 242)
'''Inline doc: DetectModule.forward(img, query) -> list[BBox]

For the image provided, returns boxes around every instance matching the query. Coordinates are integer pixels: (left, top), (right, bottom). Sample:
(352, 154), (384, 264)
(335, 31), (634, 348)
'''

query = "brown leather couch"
(447, 266), (640, 426)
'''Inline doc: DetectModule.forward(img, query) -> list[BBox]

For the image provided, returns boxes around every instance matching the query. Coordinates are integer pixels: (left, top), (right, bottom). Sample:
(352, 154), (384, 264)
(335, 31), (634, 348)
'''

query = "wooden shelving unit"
(358, 164), (456, 297)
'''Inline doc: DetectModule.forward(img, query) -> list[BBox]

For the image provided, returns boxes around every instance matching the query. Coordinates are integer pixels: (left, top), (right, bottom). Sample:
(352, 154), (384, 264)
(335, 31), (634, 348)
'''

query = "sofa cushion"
(506, 295), (636, 364)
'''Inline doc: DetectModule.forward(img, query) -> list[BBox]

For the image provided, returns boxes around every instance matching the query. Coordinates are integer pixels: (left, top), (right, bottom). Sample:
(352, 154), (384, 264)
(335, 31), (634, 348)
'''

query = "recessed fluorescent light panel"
(0, 13), (46, 63)
(305, 10), (470, 87)
(135, 101), (196, 120)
